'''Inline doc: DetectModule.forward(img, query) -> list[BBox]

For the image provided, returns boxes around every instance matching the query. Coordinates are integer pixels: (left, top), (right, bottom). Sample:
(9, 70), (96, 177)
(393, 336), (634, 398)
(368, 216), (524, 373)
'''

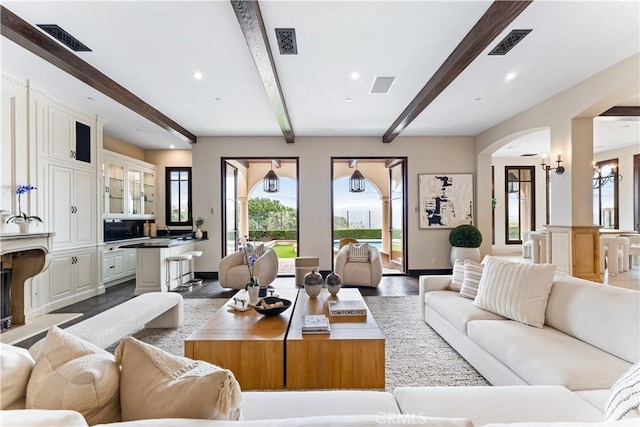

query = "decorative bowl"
(251, 297), (292, 316)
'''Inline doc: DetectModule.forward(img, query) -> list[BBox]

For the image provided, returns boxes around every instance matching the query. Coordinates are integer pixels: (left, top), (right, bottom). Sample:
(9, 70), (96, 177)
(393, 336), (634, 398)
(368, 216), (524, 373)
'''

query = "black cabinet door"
(75, 122), (91, 163)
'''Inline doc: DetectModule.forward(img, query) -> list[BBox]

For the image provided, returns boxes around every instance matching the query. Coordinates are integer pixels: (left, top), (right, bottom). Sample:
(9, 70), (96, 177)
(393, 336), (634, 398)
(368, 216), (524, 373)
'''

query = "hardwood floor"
(13, 274), (418, 349)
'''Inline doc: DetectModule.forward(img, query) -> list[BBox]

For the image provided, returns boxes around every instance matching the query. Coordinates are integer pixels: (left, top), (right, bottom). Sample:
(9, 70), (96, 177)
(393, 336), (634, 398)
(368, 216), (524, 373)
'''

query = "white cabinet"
(102, 246), (137, 287)
(103, 150), (156, 219)
(103, 248), (126, 283)
(46, 248), (97, 312)
(47, 106), (94, 166)
(48, 165), (96, 249)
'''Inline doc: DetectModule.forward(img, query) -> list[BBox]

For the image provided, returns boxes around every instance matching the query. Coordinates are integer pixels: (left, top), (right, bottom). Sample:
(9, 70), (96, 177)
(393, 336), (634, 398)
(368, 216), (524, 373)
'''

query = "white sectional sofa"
(1, 261), (638, 427)
(418, 271), (638, 390)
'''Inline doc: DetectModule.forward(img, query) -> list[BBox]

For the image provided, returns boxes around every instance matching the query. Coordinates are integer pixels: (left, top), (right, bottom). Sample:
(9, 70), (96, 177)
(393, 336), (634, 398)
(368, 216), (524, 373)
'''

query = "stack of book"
(328, 300), (367, 317)
(302, 314), (331, 334)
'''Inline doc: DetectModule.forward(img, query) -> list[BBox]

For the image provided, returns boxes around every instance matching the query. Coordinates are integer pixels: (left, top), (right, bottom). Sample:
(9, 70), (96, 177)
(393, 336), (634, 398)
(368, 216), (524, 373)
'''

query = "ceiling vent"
(275, 28), (297, 55)
(488, 29), (531, 56)
(37, 24), (92, 52)
(370, 76), (395, 94)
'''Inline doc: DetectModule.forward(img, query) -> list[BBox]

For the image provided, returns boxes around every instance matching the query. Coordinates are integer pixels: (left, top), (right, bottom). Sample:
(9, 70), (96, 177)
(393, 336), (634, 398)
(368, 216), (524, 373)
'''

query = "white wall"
(594, 144), (639, 230)
(491, 157), (547, 253)
(192, 136), (476, 273)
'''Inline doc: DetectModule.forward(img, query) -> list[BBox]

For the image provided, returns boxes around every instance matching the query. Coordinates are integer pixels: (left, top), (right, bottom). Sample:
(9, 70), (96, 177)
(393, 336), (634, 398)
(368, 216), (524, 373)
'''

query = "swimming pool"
(332, 239), (382, 250)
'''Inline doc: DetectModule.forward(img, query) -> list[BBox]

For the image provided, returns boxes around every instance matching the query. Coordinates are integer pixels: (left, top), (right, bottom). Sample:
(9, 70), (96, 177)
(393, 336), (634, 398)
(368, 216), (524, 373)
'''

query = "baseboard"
(196, 272), (218, 280)
(407, 269), (452, 277)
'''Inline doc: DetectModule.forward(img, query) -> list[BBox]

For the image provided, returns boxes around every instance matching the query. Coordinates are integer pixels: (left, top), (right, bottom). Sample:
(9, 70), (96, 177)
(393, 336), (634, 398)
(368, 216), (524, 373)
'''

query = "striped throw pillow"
(450, 259), (465, 291)
(459, 260), (483, 299)
(348, 243), (370, 263)
(605, 361), (640, 421)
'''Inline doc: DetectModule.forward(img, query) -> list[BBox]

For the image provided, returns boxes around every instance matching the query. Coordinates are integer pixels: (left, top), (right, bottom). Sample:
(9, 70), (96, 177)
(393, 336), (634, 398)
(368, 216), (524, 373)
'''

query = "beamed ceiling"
(1, 1), (638, 152)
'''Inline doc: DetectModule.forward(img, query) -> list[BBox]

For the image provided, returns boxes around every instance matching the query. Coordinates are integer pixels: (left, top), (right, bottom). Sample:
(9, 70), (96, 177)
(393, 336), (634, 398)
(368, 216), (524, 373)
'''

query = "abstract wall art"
(418, 173), (473, 229)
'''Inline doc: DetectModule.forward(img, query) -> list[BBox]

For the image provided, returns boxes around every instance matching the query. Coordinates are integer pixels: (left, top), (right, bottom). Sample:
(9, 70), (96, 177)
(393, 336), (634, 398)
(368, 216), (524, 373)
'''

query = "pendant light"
(349, 162), (365, 193)
(263, 162), (279, 193)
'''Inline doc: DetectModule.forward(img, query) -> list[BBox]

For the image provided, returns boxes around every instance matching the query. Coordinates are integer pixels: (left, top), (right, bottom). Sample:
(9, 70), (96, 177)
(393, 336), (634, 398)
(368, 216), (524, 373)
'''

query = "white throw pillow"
(472, 256), (556, 328)
(25, 326), (121, 425)
(115, 337), (242, 422)
(450, 259), (465, 292)
(605, 361), (640, 421)
(348, 243), (370, 263)
(0, 342), (35, 410)
(459, 260), (483, 299)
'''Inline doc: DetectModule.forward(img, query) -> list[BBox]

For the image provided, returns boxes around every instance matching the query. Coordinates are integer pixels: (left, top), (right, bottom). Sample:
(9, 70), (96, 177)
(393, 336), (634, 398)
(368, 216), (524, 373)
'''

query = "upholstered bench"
(28, 292), (183, 357)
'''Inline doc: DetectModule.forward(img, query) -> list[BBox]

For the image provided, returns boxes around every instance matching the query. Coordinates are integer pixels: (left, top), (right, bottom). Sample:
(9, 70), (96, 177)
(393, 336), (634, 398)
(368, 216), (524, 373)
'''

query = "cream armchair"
(218, 246), (279, 289)
(335, 244), (383, 287)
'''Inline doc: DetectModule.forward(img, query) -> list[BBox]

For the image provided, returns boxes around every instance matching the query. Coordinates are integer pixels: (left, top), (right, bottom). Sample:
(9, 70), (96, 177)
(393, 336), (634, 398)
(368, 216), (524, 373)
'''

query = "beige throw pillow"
(459, 260), (483, 299)
(450, 259), (465, 292)
(605, 361), (640, 421)
(25, 326), (121, 425)
(1, 343), (35, 409)
(348, 243), (370, 263)
(472, 256), (556, 328)
(115, 337), (242, 421)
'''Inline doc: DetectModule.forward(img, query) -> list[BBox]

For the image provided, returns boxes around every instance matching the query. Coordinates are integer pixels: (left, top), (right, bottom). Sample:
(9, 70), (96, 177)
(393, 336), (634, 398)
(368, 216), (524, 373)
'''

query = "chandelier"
(263, 164), (279, 193)
(349, 165), (365, 193)
(593, 163), (622, 189)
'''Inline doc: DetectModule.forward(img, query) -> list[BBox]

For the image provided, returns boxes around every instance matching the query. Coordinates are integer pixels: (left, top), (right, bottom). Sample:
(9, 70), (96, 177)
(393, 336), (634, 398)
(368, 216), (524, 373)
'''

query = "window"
(165, 167), (192, 226)
(505, 166), (536, 244)
(593, 159), (619, 229)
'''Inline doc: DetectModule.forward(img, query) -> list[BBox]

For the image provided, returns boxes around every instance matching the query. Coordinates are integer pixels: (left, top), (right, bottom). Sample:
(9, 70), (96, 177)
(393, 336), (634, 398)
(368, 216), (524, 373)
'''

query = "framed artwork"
(418, 173), (473, 229)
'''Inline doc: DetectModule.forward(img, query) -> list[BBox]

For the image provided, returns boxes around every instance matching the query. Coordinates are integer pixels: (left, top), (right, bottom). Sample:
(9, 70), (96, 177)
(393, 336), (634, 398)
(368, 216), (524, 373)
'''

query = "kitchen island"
(120, 237), (207, 295)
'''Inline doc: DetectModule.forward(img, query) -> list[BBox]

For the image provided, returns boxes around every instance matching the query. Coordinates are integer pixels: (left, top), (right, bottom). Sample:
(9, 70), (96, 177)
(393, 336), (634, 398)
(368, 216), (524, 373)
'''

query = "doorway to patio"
(331, 157), (407, 275)
(221, 158), (299, 275)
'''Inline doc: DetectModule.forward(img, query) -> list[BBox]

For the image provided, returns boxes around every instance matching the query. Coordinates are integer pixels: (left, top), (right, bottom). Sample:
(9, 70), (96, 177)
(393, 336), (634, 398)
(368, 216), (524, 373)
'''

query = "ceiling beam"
(382, 0), (532, 144)
(0, 5), (196, 144)
(600, 106), (640, 116)
(231, 0), (294, 143)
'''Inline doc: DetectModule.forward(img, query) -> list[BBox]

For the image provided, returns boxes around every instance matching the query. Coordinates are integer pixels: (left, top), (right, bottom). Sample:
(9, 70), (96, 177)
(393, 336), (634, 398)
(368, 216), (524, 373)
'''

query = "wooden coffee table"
(286, 288), (385, 389)
(184, 288), (298, 390)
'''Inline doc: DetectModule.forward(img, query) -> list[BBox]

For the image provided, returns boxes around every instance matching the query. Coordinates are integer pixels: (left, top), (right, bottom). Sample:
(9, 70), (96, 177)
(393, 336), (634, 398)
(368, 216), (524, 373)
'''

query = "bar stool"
(184, 250), (203, 287)
(599, 236), (625, 275)
(165, 254), (193, 292)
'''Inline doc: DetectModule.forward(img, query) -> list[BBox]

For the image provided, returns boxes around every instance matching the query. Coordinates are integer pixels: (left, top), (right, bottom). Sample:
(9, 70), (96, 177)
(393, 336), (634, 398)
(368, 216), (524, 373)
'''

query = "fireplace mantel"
(0, 232), (55, 329)
(0, 232), (54, 256)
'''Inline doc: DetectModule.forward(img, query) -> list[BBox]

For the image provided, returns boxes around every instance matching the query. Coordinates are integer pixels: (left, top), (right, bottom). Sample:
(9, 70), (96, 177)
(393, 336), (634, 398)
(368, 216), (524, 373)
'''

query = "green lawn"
(272, 244), (297, 259)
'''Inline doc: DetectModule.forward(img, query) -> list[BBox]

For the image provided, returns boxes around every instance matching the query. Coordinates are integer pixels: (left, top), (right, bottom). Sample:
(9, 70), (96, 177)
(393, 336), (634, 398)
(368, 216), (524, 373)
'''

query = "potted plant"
(6, 185), (42, 233)
(194, 216), (204, 239)
(449, 224), (482, 266)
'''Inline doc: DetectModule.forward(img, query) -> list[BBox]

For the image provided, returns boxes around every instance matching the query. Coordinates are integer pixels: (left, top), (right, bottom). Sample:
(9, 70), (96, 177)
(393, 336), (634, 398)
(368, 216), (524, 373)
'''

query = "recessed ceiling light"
(193, 71), (203, 80)
(623, 124), (630, 128)
(214, 97), (222, 102)
(506, 146), (515, 149)
(350, 71), (359, 80)
(86, 96), (94, 101)
(169, 144), (175, 149)
(595, 145), (604, 149)
(345, 97), (352, 103)
(135, 128), (143, 132)
(475, 97), (482, 102)
(505, 72), (517, 81)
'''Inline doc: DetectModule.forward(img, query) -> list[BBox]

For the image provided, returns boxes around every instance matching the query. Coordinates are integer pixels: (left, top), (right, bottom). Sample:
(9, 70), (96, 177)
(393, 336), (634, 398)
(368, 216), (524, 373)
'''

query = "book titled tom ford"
(328, 300), (367, 317)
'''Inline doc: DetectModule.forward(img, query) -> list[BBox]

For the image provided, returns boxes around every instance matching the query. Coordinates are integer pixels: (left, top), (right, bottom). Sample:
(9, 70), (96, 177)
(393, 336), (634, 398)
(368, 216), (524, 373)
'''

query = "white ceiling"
(2, 1), (639, 152)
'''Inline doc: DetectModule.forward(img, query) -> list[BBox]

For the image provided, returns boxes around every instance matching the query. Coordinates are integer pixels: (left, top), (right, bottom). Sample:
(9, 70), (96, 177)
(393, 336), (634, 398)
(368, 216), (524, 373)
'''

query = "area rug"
(112, 296), (489, 389)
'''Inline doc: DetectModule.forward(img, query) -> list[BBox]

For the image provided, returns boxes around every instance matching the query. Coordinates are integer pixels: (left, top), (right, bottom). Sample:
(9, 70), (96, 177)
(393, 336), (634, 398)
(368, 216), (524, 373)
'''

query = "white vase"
(450, 247), (481, 266)
(18, 221), (30, 234)
(195, 228), (203, 239)
(247, 286), (259, 305)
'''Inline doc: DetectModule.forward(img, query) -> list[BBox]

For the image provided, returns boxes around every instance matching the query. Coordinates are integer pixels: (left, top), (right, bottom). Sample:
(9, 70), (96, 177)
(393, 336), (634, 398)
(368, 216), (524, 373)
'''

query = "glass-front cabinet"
(103, 150), (156, 219)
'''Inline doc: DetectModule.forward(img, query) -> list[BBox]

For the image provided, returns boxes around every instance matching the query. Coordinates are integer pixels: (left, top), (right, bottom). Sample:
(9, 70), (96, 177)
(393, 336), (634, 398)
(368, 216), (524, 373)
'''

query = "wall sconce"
(593, 162), (622, 189)
(540, 153), (565, 175)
